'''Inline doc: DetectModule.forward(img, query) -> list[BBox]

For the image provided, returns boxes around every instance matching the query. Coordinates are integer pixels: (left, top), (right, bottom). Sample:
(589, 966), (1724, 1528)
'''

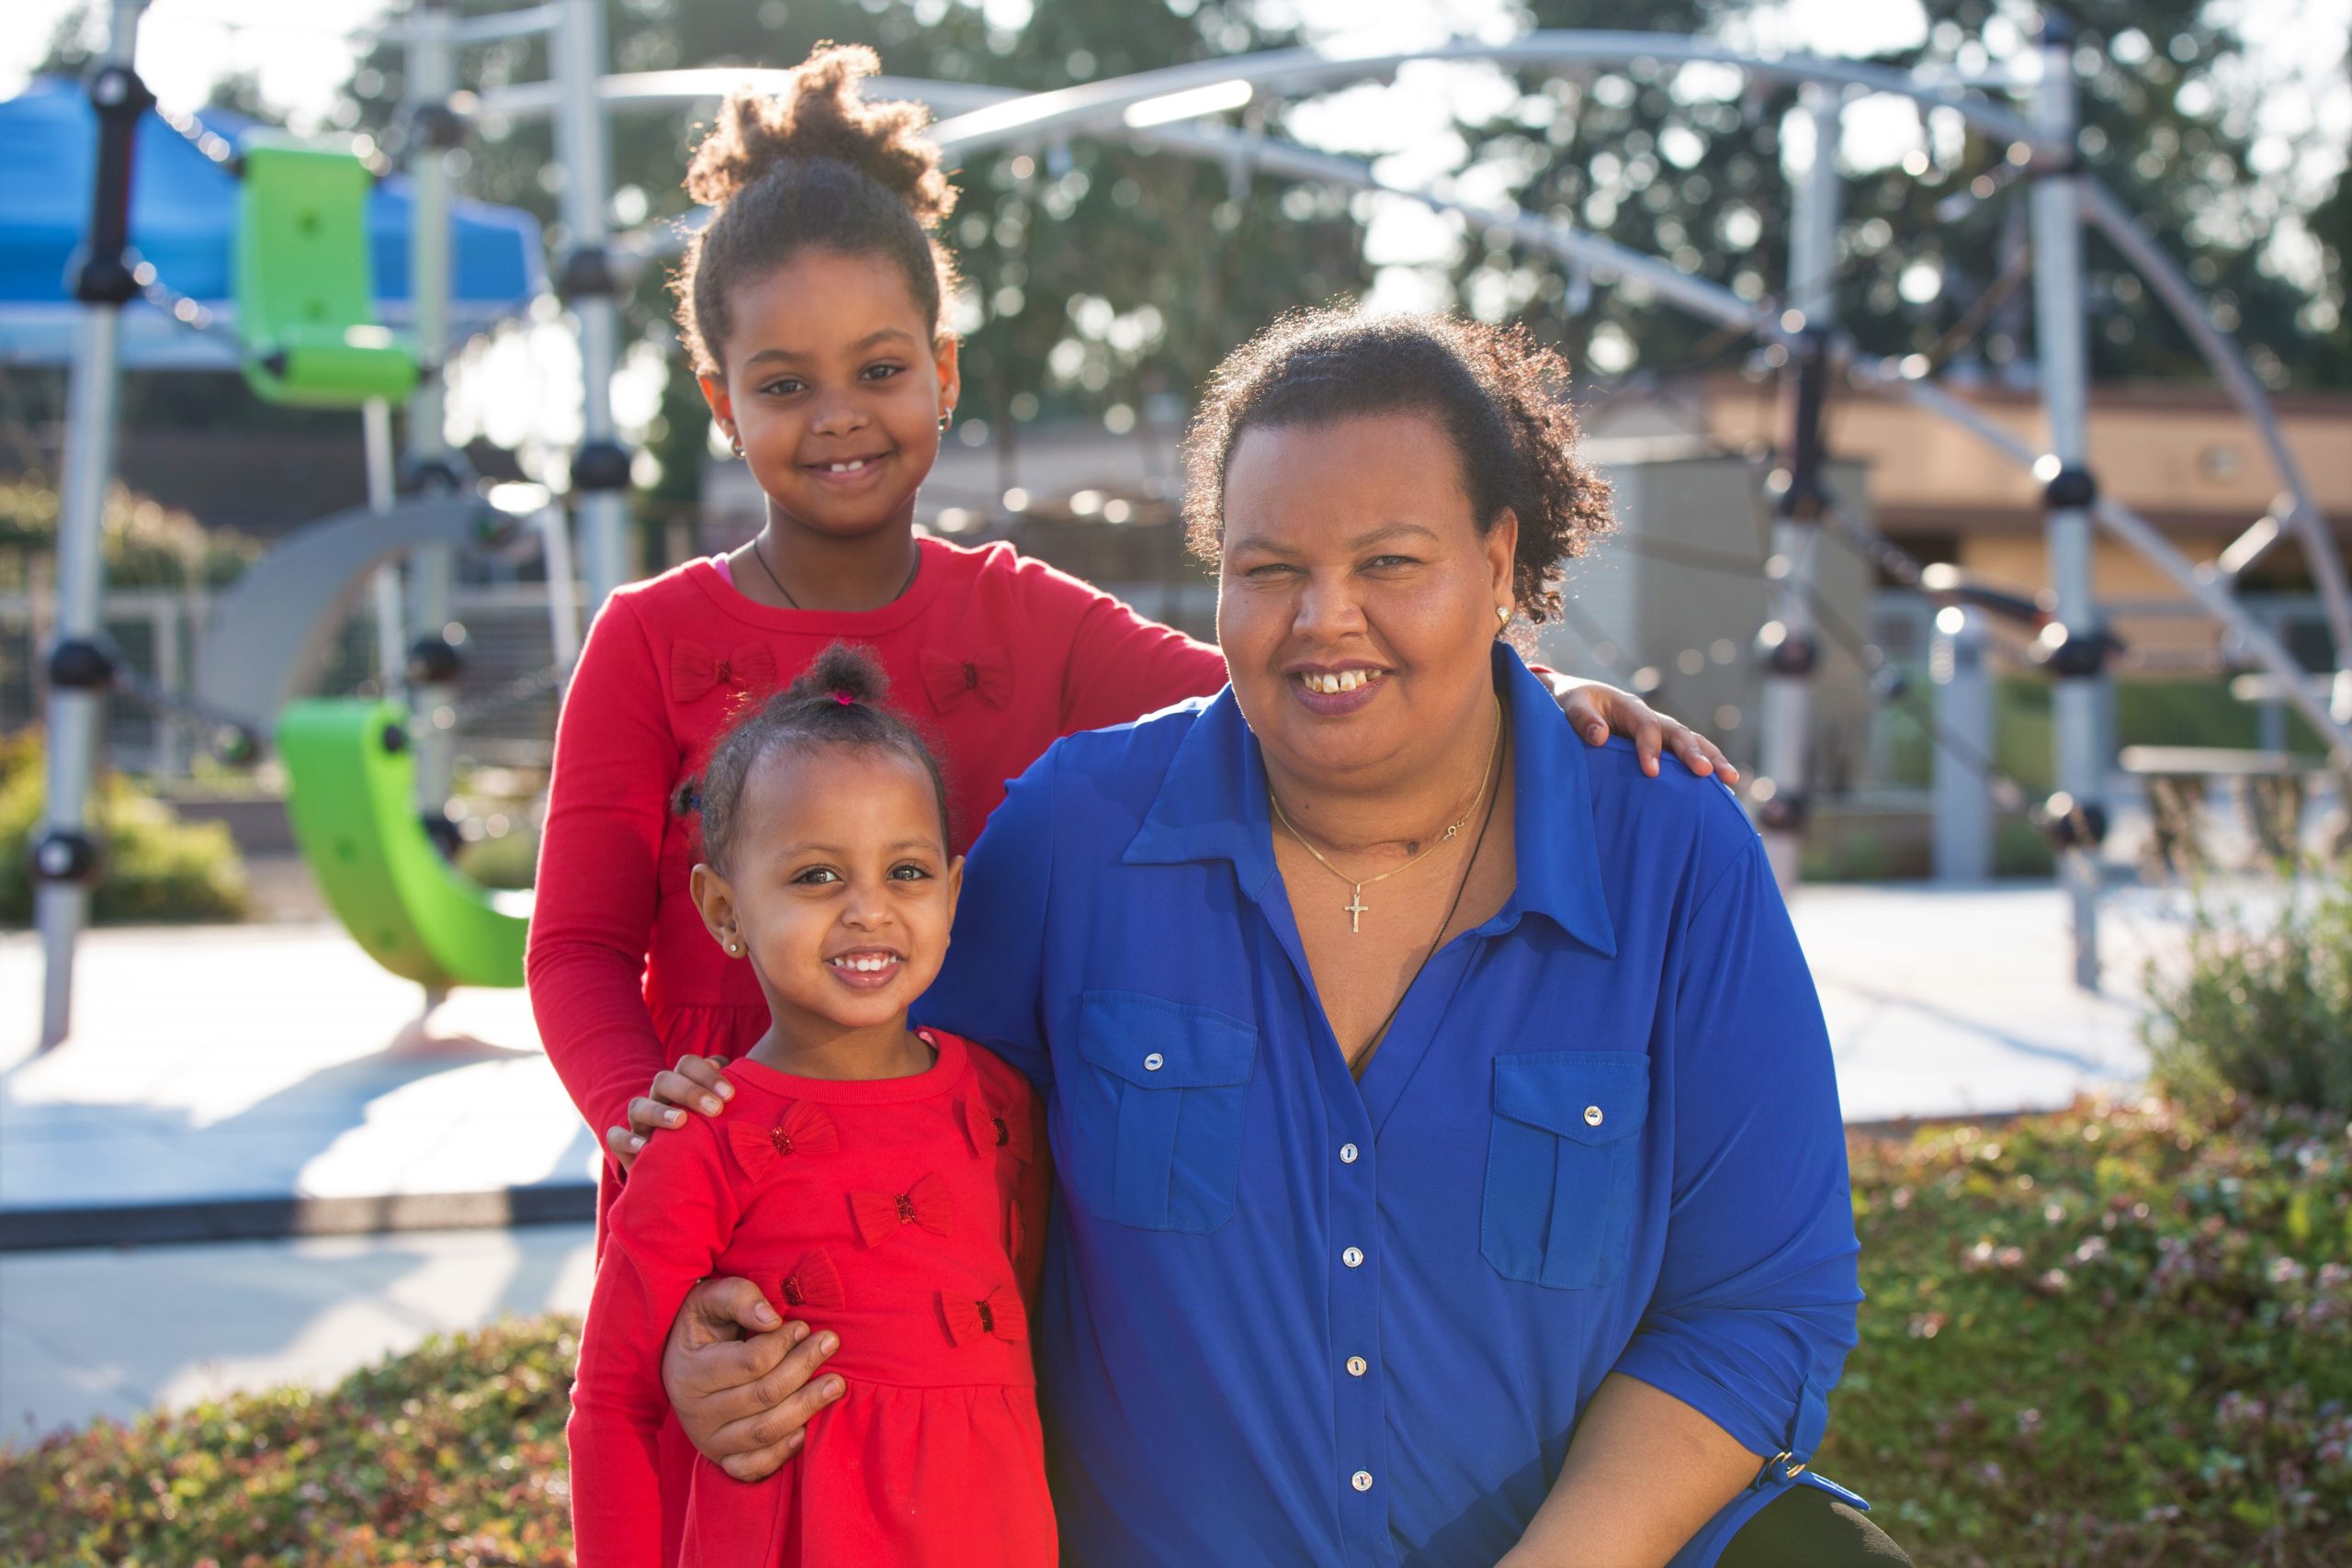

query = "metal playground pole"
(2027, 11), (2111, 990)
(33, 0), (150, 1051)
(1755, 82), (1841, 889)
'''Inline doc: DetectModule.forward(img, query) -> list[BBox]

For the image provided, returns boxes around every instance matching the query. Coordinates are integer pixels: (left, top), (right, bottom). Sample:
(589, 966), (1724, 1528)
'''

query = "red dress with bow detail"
(569, 1031), (1055, 1567)
(528, 539), (1221, 1564)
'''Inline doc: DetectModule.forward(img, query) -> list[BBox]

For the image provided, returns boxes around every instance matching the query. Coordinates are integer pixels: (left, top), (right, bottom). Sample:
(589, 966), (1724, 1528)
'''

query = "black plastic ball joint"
(571, 438), (634, 494)
(2031, 793), (2109, 851)
(556, 246), (619, 302)
(31, 828), (103, 885)
(1754, 622), (1819, 678)
(379, 721), (410, 755)
(2041, 464), (2098, 512)
(46, 637), (119, 691)
(214, 726), (262, 767)
(410, 102), (469, 152)
(405, 634), (465, 687)
(2036, 622), (2124, 680)
(1755, 791), (1809, 833)
(422, 813), (465, 862)
(401, 453), (468, 495)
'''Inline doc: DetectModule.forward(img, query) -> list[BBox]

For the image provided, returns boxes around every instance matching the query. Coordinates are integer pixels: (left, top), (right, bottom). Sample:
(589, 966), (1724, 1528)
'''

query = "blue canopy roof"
(0, 76), (547, 368)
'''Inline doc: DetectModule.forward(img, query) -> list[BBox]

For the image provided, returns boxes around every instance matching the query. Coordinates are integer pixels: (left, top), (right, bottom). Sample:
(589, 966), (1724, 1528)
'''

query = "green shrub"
(0, 730), (248, 926)
(0, 479), (260, 592)
(4, 1100), (2346, 1566)
(1836, 1096), (2352, 1565)
(2141, 861), (2352, 1116)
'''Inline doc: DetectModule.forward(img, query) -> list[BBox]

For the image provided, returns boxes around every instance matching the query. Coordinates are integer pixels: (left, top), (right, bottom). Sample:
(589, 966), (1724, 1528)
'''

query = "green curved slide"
(277, 699), (530, 988)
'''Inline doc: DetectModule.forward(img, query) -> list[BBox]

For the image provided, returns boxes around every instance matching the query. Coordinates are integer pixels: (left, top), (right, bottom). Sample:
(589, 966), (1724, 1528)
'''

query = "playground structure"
(24, 6), (2352, 1050)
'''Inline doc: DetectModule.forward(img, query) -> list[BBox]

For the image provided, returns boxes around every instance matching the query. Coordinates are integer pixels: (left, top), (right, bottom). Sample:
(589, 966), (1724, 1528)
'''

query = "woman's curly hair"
(1179, 308), (1613, 625)
(696, 642), (952, 873)
(672, 44), (961, 377)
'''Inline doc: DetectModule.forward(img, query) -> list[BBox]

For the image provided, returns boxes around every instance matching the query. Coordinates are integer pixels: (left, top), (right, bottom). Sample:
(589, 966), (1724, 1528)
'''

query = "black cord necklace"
(1348, 716), (1509, 1081)
(748, 533), (921, 611)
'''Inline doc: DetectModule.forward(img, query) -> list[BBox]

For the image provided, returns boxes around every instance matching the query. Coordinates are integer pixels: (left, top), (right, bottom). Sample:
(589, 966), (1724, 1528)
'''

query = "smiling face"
(697, 245), (958, 542)
(1216, 412), (1517, 795)
(691, 742), (961, 1037)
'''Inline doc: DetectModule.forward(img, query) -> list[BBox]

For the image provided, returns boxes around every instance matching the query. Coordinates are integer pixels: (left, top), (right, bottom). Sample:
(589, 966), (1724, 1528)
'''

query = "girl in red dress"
(569, 644), (1055, 1568)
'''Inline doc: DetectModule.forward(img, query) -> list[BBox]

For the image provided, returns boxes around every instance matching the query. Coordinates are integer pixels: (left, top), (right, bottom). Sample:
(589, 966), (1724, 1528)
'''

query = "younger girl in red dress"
(569, 643), (1053, 1568)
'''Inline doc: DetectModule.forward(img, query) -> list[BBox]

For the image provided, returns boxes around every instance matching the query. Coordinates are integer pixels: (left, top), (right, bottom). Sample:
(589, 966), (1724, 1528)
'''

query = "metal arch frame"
(921, 35), (2040, 153)
(477, 57), (2351, 763)
(480, 53), (2346, 705)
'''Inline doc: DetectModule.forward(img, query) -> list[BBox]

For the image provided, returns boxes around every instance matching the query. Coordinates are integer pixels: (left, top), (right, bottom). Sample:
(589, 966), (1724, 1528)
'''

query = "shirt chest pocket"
(1068, 990), (1258, 1234)
(1481, 1052), (1650, 1291)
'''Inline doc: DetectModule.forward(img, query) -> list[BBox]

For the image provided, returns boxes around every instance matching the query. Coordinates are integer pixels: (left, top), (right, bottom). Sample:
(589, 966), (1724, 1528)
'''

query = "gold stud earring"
(729, 434), (745, 458)
(1497, 604), (1512, 628)
(937, 410), (954, 433)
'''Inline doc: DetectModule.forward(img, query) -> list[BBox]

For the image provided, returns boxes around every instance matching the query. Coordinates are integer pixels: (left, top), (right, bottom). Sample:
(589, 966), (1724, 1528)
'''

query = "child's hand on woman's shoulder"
(605, 1053), (735, 1169)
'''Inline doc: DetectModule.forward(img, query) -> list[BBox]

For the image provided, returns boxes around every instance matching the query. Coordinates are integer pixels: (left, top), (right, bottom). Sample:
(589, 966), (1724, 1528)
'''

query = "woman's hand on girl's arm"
(661, 1276), (846, 1481)
(1494, 1373), (1758, 1568)
(1543, 673), (1741, 785)
(603, 1054), (734, 1170)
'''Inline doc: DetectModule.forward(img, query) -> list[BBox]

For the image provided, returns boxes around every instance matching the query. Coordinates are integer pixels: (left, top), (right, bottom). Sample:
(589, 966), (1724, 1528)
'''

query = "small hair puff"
(673, 44), (962, 377)
(695, 641), (952, 873)
(683, 45), (956, 225)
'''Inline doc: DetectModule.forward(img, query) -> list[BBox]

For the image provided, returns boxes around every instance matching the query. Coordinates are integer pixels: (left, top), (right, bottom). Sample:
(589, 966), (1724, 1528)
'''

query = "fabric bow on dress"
(849, 1171), (955, 1248)
(920, 646), (1013, 712)
(939, 1286), (1028, 1347)
(671, 641), (776, 705)
(777, 1248), (846, 1311)
(729, 1100), (839, 1179)
(960, 1094), (1034, 1163)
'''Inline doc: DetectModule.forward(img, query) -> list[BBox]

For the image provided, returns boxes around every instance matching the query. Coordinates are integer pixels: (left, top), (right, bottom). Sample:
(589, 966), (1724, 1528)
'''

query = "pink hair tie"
(832, 690), (855, 705)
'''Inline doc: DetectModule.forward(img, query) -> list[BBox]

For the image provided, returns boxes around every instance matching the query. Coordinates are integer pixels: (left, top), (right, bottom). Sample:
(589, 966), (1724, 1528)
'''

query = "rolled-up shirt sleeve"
(1612, 829), (1861, 1464)
(915, 749), (1057, 1089)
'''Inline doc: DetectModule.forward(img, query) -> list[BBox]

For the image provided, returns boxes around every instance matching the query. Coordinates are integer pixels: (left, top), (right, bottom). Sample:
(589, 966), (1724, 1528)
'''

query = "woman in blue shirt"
(660, 309), (1906, 1567)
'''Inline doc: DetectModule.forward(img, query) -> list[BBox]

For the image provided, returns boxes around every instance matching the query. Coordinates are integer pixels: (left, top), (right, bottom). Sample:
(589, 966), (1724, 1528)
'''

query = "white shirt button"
(1342, 1246), (1363, 1268)
(1584, 1104), (1604, 1126)
(1346, 1355), (1368, 1377)
(1143, 1053), (1165, 1072)
(1339, 1143), (1359, 1164)
(1351, 1470), (1374, 1492)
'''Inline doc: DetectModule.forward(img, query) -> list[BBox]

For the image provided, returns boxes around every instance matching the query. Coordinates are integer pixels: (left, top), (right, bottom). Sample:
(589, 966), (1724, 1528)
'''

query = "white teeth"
(825, 460), (867, 472)
(831, 954), (896, 973)
(1302, 670), (1379, 694)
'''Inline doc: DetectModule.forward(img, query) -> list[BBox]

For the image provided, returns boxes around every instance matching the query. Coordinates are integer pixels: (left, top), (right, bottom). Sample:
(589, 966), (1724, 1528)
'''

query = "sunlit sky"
(6, 0), (2346, 471)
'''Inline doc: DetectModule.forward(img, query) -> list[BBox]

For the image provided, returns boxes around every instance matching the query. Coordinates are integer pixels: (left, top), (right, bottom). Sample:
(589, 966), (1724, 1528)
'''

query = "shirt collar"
(1123, 644), (1617, 956)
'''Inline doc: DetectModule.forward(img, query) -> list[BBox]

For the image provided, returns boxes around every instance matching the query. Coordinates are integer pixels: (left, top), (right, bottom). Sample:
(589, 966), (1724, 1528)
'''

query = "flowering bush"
(4, 1098), (2346, 1565)
(1831, 1095), (2352, 1566)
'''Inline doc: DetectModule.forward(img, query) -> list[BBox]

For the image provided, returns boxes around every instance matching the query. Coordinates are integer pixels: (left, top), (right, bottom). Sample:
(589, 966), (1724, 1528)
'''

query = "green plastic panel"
(277, 699), (529, 988)
(234, 137), (421, 408)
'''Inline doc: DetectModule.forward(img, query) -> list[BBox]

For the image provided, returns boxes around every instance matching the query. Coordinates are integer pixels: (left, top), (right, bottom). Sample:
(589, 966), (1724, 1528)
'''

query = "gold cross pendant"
(1344, 887), (1368, 933)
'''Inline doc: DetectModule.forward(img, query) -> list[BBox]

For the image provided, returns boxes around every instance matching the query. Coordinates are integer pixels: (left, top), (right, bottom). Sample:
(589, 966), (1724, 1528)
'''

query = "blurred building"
(1579, 375), (2352, 673)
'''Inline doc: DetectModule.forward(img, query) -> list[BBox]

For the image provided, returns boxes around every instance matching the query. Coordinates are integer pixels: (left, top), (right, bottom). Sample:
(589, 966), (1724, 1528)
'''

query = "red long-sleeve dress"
(528, 539), (1226, 1562)
(569, 1031), (1055, 1567)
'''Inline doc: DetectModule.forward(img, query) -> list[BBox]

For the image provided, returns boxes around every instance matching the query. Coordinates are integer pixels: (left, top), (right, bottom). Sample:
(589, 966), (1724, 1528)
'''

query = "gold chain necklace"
(1269, 695), (1504, 934)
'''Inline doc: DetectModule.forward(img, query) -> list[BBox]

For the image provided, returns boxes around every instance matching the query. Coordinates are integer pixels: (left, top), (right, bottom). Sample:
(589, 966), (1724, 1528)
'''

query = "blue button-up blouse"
(917, 646), (1864, 1568)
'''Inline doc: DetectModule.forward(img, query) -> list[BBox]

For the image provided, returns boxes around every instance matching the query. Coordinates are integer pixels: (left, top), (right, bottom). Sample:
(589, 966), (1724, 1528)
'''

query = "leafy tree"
(1439, 0), (2337, 392)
